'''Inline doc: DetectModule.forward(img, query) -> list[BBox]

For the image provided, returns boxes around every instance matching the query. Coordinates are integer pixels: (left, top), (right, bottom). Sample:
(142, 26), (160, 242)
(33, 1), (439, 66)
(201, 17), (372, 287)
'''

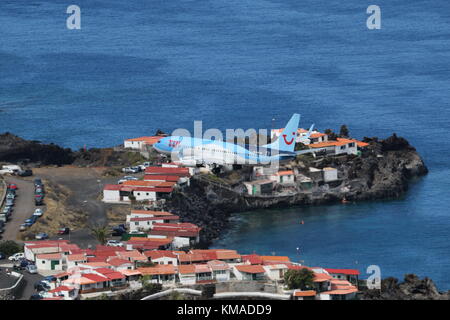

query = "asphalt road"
(2, 176), (36, 241)
(0, 266), (44, 300)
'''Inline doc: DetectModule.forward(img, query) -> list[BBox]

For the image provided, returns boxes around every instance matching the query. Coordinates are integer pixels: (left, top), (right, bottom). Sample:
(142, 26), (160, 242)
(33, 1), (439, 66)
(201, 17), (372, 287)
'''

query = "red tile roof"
(324, 268), (360, 276)
(48, 286), (75, 293)
(145, 167), (190, 177)
(313, 273), (333, 282)
(107, 258), (132, 267)
(260, 256), (290, 264)
(138, 265), (176, 275)
(83, 273), (109, 283)
(144, 250), (178, 260)
(131, 210), (174, 216)
(241, 254), (263, 265)
(178, 265), (196, 274)
(125, 136), (162, 145)
(293, 290), (316, 297)
(320, 288), (358, 295)
(144, 175), (181, 182)
(235, 265), (266, 274)
(36, 253), (62, 260)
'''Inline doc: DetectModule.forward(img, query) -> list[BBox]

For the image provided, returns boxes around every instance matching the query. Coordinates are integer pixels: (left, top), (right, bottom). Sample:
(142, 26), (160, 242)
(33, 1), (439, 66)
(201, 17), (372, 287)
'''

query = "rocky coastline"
(165, 134), (428, 246)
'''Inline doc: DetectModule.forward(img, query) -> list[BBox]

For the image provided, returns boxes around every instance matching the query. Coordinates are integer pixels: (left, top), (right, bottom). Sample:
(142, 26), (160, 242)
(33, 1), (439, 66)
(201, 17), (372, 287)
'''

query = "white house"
(66, 254), (88, 269)
(46, 286), (79, 300)
(103, 185), (165, 203)
(124, 136), (162, 150)
(233, 265), (266, 281)
(207, 260), (231, 282)
(145, 251), (178, 266)
(36, 253), (64, 271)
(178, 265), (196, 285)
(309, 138), (358, 155)
(269, 170), (295, 185)
(263, 264), (289, 281)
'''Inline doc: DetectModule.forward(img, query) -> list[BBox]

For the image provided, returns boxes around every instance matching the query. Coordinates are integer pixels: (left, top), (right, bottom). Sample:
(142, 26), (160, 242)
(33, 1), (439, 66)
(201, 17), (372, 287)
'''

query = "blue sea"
(1, 1), (449, 289)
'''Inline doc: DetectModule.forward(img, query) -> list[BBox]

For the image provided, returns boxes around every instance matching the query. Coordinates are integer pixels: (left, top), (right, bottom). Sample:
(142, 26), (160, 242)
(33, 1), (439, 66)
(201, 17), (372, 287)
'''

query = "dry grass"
(105, 205), (130, 227)
(19, 179), (87, 241)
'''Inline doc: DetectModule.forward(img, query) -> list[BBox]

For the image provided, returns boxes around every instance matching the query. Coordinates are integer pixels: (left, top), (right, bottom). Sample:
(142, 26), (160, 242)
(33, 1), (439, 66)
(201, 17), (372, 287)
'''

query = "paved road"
(2, 176), (36, 241)
(0, 267), (44, 300)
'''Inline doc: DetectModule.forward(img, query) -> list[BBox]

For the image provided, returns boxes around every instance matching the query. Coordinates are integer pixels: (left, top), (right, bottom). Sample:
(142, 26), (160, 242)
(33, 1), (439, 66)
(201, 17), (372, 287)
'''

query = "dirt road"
(2, 176), (35, 241)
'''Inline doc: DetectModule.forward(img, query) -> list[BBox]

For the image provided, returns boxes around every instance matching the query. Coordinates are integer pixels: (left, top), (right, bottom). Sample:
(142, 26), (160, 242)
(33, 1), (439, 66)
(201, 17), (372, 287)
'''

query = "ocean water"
(1, 1), (449, 288)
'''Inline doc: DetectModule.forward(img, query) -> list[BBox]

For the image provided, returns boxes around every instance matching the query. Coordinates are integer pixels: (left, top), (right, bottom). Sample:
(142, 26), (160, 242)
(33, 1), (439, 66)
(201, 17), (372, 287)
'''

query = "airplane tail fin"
(305, 123), (315, 139)
(264, 113), (300, 152)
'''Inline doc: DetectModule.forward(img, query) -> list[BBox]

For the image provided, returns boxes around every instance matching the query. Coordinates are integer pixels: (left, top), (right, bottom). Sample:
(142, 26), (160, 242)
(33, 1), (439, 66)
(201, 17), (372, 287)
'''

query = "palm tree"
(89, 224), (109, 245)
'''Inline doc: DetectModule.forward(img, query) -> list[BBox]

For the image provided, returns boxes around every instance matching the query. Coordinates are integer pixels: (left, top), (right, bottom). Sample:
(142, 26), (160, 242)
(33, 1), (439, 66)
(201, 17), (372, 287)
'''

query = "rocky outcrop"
(0, 132), (149, 167)
(361, 274), (449, 300)
(0, 133), (74, 166)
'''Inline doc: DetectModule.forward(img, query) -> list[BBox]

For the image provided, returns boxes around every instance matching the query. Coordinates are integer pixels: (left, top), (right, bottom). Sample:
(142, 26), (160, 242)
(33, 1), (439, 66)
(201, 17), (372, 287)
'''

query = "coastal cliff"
(361, 274), (449, 300)
(165, 134), (428, 246)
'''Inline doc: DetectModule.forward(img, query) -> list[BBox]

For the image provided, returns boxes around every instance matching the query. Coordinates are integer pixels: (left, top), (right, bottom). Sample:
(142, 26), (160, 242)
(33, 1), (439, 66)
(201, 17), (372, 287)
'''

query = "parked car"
(18, 169), (33, 177)
(29, 293), (43, 300)
(117, 224), (127, 231)
(130, 166), (141, 173)
(111, 229), (126, 237)
(8, 252), (25, 261)
(43, 275), (57, 282)
(35, 233), (49, 240)
(35, 195), (44, 206)
(35, 187), (44, 195)
(106, 239), (124, 247)
(1, 207), (11, 215)
(34, 281), (50, 292)
(19, 224), (28, 231)
(33, 208), (43, 217)
(6, 193), (15, 200)
(34, 178), (42, 186)
(26, 264), (38, 274)
(7, 183), (18, 190)
(111, 225), (127, 236)
(0, 252), (5, 260)
(58, 227), (70, 235)
(5, 199), (14, 207)
(25, 216), (38, 225)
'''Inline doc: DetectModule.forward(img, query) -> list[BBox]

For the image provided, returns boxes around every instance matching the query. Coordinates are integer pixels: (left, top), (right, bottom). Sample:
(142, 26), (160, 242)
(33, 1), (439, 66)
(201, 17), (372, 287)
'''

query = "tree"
(324, 129), (337, 141)
(89, 224), (109, 245)
(339, 125), (350, 138)
(295, 142), (308, 151)
(284, 268), (315, 290)
(0, 240), (23, 256)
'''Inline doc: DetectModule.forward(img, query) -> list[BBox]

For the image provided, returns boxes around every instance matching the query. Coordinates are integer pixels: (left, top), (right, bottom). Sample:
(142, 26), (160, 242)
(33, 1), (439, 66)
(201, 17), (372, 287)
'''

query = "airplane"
(153, 113), (307, 166)
(297, 124), (315, 145)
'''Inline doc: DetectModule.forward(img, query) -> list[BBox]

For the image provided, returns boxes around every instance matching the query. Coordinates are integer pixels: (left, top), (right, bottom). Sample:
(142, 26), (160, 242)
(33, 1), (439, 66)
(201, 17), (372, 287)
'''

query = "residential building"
(124, 136), (162, 150)
(269, 170), (295, 185)
(243, 179), (274, 196)
(233, 265), (266, 281)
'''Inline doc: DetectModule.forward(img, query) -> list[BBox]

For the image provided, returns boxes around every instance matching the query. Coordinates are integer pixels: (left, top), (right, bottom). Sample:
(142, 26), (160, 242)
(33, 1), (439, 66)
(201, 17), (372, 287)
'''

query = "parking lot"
(1, 176), (36, 241)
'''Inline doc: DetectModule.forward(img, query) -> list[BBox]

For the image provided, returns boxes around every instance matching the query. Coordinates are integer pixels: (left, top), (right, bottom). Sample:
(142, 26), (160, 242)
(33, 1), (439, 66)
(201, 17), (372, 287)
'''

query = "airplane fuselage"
(153, 136), (295, 165)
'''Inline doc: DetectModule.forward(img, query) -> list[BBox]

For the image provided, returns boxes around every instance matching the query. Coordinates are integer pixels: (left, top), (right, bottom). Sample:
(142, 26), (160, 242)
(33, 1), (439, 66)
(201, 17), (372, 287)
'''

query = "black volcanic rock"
(361, 274), (449, 300)
(0, 132), (74, 165)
